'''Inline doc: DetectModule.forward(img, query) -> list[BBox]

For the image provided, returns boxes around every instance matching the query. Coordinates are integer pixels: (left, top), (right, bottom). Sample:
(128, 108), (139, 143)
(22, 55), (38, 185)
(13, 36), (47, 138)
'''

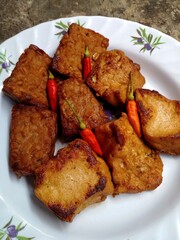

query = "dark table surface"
(0, 0), (179, 44)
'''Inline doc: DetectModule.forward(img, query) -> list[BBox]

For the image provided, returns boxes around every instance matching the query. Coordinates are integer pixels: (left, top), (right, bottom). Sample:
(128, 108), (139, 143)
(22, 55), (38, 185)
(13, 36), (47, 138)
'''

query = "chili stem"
(48, 70), (54, 79)
(65, 99), (86, 129)
(128, 72), (134, 100)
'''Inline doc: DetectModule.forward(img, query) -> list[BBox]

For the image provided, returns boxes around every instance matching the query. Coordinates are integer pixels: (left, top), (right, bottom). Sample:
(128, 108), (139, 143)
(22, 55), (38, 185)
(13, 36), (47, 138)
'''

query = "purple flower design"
(7, 225), (18, 238)
(131, 27), (165, 54)
(0, 217), (34, 239)
(144, 43), (152, 51)
(137, 37), (143, 43)
(0, 50), (14, 74)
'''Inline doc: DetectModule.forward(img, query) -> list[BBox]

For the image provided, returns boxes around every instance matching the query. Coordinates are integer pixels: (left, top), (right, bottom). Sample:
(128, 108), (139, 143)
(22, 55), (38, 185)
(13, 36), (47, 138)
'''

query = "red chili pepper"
(126, 73), (142, 138)
(47, 71), (58, 112)
(83, 46), (91, 79)
(65, 99), (103, 156)
(80, 128), (103, 156)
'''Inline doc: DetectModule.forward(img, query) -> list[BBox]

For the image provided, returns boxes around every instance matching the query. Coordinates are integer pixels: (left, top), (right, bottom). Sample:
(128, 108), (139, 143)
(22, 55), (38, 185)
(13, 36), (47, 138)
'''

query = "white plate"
(0, 16), (180, 240)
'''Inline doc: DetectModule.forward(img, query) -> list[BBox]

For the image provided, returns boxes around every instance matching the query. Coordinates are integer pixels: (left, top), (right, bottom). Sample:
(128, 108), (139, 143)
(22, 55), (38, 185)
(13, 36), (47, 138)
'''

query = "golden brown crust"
(52, 23), (109, 80)
(86, 50), (145, 106)
(34, 139), (114, 222)
(10, 104), (57, 177)
(58, 77), (108, 141)
(3, 44), (52, 108)
(135, 88), (180, 155)
(95, 113), (163, 194)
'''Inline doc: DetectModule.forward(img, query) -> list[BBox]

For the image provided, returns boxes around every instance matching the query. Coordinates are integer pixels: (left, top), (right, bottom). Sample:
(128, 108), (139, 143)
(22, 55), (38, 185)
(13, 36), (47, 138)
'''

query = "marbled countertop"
(0, 0), (179, 44)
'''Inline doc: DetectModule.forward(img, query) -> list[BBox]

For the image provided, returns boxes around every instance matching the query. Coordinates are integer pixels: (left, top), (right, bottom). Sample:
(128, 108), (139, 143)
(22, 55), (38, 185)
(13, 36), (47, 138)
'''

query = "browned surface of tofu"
(52, 23), (109, 80)
(135, 88), (180, 155)
(95, 113), (163, 194)
(10, 104), (57, 177)
(86, 50), (145, 106)
(34, 139), (114, 222)
(58, 77), (108, 141)
(3, 44), (52, 108)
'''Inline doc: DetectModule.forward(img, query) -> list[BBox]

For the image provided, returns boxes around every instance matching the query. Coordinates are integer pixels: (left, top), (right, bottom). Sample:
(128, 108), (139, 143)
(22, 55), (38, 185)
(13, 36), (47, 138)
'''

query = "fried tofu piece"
(95, 113), (163, 194)
(86, 50), (145, 106)
(58, 78), (108, 141)
(3, 44), (52, 108)
(135, 88), (180, 155)
(34, 139), (114, 222)
(10, 104), (57, 177)
(52, 23), (109, 80)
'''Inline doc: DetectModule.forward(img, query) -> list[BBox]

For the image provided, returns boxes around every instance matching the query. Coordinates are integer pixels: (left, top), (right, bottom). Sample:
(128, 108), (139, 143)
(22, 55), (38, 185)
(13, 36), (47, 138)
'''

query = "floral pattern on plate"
(0, 217), (34, 240)
(0, 50), (14, 75)
(54, 19), (85, 38)
(131, 27), (165, 54)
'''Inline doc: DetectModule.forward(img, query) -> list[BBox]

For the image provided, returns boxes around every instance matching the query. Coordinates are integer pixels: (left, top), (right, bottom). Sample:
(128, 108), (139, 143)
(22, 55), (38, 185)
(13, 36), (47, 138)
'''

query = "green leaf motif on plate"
(131, 27), (165, 54)
(54, 19), (85, 38)
(0, 217), (34, 240)
(0, 50), (14, 75)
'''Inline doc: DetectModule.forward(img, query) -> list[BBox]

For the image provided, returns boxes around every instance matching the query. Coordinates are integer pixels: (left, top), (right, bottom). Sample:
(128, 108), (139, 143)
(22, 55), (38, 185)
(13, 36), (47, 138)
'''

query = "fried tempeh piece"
(95, 113), (163, 194)
(86, 50), (145, 106)
(34, 139), (114, 222)
(10, 104), (57, 177)
(58, 77), (108, 141)
(135, 88), (180, 155)
(52, 23), (109, 80)
(3, 44), (52, 108)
